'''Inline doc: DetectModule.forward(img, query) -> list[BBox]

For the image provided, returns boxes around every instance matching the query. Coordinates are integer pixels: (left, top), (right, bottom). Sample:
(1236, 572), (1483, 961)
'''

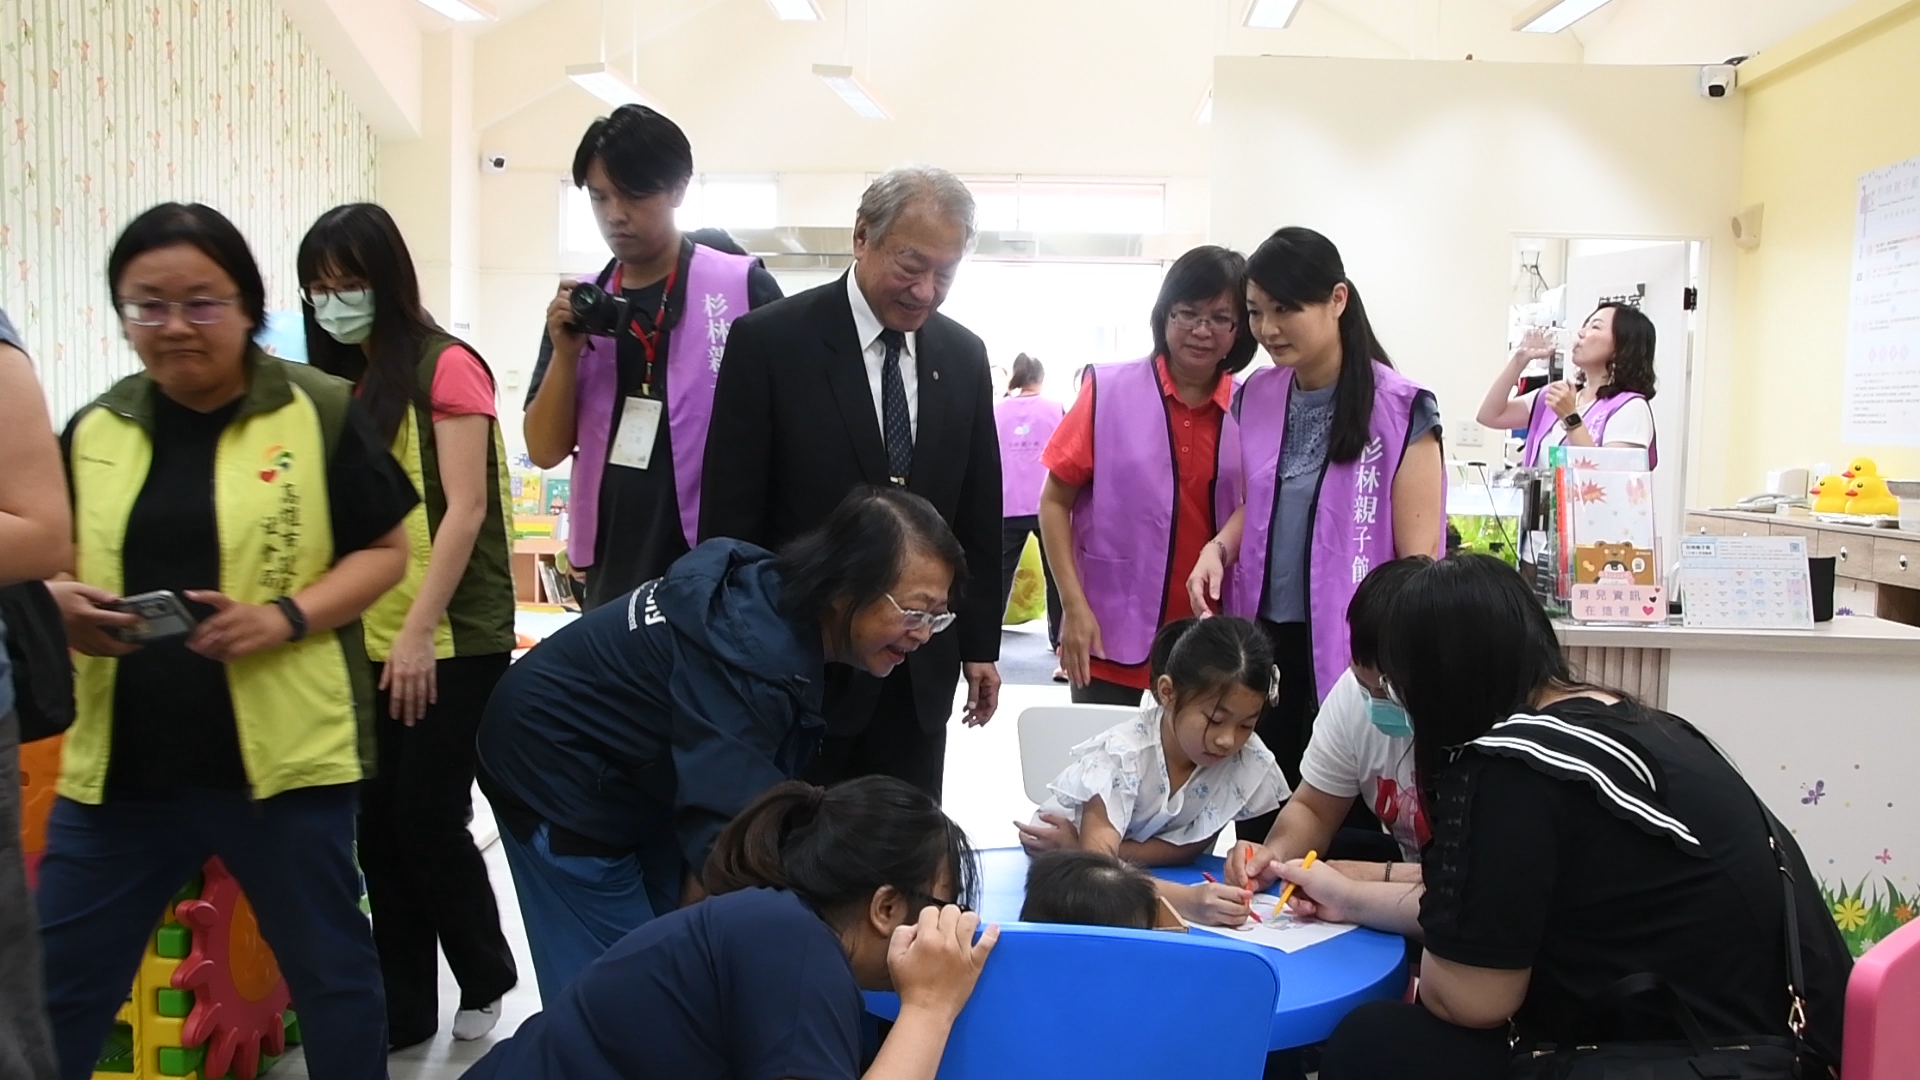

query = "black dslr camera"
(565, 282), (629, 336)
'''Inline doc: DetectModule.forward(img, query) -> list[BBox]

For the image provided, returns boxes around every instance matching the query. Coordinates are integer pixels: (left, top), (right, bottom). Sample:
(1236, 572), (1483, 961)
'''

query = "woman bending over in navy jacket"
(462, 776), (999, 1080)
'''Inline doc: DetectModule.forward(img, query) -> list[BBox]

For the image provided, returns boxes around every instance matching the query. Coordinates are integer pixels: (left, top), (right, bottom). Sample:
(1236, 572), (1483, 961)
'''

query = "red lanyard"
(613, 261), (679, 398)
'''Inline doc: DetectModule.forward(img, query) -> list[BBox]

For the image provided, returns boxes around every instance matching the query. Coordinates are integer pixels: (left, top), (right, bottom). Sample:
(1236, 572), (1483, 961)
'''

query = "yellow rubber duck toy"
(1845, 476), (1900, 517)
(1843, 457), (1881, 481)
(1811, 475), (1852, 514)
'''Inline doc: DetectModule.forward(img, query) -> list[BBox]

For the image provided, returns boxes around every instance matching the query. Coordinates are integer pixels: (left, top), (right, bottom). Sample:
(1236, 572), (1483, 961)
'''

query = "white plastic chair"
(1015, 704), (1137, 806)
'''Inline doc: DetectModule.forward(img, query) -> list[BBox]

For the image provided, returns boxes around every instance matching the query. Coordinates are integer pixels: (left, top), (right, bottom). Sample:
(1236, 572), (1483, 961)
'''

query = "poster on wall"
(1843, 154), (1920, 445)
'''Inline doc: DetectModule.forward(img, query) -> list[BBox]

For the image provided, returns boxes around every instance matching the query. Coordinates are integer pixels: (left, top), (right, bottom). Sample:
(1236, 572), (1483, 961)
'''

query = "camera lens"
(567, 283), (629, 336)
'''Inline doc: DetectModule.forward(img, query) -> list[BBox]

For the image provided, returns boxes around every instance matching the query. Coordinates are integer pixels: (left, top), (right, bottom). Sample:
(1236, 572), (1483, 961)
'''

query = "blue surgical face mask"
(1367, 696), (1413, 739)
(313, 289), (375, 344)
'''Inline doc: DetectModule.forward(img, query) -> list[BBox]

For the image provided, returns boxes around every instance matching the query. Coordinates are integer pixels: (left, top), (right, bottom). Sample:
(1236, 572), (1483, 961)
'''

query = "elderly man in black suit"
(698, 166), (1002, 799)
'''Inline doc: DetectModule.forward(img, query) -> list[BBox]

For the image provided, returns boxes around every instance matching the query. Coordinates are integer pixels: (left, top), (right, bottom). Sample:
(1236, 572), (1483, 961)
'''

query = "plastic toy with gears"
(171, 859), (294, 1080)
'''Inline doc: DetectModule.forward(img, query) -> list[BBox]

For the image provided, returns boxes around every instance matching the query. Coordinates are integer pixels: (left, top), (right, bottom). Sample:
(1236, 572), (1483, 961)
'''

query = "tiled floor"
(273, 622), (1076, 1079)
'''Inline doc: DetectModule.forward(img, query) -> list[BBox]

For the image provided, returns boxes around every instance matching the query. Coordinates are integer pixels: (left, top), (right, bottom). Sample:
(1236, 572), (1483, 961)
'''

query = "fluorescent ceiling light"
(1513, 0), (1614, 33)
(764, 0), (822, 20)
(567, 63), (659, 109)
(1195, 86), (1213, 125)
(812, 64), (890, 120)
(414, 0), (495, 21)
(1243, 0), (1301, 29)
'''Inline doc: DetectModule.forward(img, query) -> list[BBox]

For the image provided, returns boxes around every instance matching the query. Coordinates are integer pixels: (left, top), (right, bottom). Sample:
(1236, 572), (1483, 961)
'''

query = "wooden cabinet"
(1817, 530), (1873, 571)
(1683, 514), (1724, 536)
(1873, 534), (1920, 585)
(1768, 520), (1816, 542)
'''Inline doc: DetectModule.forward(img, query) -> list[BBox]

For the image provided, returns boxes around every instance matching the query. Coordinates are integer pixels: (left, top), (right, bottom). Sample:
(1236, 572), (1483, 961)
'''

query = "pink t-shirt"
(429, 345), (497, 423)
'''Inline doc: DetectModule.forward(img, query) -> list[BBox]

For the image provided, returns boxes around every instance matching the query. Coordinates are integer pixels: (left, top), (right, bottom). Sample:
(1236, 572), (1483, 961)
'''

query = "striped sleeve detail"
(1468, 713), (1704, 853)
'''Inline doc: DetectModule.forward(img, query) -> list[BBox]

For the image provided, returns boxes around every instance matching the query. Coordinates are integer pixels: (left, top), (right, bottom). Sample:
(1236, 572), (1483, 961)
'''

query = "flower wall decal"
(1, 0), (375, 418)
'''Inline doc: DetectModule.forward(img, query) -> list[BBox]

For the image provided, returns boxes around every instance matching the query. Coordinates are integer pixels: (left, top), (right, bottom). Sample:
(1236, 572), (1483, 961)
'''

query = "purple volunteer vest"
(1228, 361), (1441, 702)
(568, 244), (755, 568)
(1521, 389), (1658, 469)
(1073, 357), (1241, 666)
(996, 394), (1064, 518)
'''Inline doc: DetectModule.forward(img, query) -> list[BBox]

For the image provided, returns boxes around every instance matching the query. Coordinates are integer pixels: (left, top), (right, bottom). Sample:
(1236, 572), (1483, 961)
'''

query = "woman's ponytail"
(702, 776), (979, 922)
(1329, 279), (1390, 463)
(702, 781), (823, 894)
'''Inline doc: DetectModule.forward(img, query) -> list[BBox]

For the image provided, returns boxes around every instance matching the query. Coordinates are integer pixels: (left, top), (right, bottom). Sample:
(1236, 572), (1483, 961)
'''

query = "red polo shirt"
(1042, 357), (1233, 690)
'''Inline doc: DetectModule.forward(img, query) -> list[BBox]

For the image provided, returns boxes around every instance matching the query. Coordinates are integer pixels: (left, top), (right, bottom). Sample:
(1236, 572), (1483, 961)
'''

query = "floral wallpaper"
(1, 0), (377, 422)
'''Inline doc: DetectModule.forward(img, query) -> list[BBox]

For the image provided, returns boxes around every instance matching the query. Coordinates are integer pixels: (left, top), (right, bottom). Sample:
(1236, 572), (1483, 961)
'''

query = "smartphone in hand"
(108, 590), (198, 644)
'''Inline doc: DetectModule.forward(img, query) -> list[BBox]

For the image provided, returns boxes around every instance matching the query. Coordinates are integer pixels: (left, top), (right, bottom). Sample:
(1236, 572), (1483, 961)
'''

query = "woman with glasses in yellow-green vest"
(299, 203), (520, 1051)
(40, 203), (418, 1080)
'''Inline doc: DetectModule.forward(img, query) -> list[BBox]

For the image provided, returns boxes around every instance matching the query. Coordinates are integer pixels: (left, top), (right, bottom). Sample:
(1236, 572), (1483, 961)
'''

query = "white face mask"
(313, 289), (375, 344)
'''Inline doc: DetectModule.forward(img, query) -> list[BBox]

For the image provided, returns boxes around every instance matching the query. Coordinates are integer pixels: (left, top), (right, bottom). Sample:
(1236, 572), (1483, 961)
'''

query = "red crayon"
(1200, 871), (1261, 921)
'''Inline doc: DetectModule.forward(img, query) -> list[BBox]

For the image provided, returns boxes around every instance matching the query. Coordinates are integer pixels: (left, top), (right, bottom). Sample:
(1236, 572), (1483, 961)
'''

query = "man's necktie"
(880, 328), (913, 485)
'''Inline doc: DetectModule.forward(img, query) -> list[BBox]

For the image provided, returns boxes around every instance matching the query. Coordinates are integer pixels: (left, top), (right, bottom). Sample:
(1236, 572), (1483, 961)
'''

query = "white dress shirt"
(847, 272), (919, 439)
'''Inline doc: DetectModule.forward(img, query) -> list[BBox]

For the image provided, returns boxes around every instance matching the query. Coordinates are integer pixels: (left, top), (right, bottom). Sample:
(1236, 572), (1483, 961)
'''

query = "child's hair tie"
(1266, 665), (1282, 707)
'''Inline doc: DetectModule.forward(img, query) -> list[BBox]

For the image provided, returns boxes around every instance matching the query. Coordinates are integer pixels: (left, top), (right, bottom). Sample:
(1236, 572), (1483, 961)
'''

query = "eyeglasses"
(300, 286), (370, 307)
(117, 297), (237, 327)
(906, 888), (971, 913)
(887, 594), (957, 634)
(1168, 309), (1238, 334)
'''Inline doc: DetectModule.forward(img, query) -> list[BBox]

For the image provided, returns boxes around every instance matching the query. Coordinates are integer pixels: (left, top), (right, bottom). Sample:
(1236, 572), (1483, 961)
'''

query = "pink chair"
(1843, 917), (1920, 1078)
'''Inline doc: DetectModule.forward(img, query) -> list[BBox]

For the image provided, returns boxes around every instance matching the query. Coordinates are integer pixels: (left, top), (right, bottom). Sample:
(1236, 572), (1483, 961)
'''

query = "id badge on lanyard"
(606, 261), (677, 471)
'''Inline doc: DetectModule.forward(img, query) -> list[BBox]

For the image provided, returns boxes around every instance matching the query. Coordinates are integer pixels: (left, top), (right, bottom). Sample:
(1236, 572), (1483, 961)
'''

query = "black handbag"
(0, 580), (76, 742)
(1510, 798), (1821, 1080)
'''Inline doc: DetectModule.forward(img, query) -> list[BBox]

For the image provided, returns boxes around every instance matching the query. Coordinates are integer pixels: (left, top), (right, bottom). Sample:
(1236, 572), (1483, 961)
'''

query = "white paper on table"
(1196, 893), (1359, 954)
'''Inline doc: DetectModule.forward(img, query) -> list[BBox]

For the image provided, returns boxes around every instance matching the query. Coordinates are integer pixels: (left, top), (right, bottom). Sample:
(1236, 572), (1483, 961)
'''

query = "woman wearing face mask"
(39, 203), (417, 1079)
(1188, 228), (1444, 841)
(1039, 246), (1258, 706)
(1476, 303), (1658, 468)
(461, 775), (998, 1080)
(475, 486), (971, 1001)
(1230, 557), (1430, 897)
(298, 203), (520, 1049)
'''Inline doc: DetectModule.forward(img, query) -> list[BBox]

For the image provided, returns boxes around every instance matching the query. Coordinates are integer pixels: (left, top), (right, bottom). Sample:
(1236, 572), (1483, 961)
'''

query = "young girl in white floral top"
(1017, 616), (1288, 927)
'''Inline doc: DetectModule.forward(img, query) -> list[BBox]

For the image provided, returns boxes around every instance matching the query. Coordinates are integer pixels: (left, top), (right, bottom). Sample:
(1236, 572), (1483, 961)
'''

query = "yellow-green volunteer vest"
(359, 333), (516, 661)
(63, 351), (376, 804)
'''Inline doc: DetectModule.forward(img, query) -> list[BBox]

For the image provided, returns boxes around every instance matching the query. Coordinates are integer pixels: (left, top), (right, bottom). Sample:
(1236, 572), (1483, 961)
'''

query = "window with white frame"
(559, 176), (779, 271)
(964, 179), (1166, 234)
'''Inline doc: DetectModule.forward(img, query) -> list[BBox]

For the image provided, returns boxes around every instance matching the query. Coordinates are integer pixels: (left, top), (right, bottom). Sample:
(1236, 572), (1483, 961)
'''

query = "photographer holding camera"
(523, 106), (782, 610)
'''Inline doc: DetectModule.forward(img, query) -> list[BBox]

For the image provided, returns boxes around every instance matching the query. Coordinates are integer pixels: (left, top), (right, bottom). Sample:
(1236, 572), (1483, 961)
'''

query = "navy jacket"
(477, 540), (826, 870)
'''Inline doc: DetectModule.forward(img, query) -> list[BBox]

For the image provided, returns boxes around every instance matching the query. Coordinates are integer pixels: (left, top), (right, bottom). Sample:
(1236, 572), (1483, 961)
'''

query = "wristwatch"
(1562, 411), (1584, 431)
(274, 596), (309, 642)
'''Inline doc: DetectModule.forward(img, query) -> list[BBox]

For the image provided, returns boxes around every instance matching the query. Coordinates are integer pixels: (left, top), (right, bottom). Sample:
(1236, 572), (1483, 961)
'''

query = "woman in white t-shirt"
(1476, 303), (1658, 469)
(1229, 557), (1429, 895)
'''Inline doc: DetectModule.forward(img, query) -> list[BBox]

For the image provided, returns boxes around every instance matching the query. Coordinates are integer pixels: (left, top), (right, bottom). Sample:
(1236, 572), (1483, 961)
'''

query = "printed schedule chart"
(1678, 536), (1815, 630)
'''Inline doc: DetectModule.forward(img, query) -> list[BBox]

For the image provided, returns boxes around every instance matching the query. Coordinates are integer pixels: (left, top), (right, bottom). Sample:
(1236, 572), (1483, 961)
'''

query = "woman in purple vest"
(1476, 302), (1658, 468)
(1187, 228), (1444, 842)
(995, 353), (1066, 667)
(1039, 246), (1258, 706)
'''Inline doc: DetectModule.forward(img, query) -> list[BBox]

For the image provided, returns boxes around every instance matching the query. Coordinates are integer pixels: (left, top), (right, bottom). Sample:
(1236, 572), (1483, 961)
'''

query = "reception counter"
(1555, 617), (1920, 950)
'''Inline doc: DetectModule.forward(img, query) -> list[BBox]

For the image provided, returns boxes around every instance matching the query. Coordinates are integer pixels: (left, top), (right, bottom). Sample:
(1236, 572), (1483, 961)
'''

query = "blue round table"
(874, 846), (1409, 1051)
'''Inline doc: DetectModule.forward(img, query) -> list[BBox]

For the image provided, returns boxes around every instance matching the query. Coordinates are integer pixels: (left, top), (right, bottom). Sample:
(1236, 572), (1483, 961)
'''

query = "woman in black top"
(1273, 556), (1849, 1080)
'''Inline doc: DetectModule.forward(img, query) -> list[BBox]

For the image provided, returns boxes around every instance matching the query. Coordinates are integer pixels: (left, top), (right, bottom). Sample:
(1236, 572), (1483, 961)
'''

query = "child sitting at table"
(1019, 849), (1158, 929)
(1016, 616), (1287, 927)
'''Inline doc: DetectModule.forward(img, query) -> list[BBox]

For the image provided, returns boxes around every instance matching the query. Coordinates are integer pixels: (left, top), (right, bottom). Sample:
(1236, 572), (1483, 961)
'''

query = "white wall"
(1210, 55), (1746, 505)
